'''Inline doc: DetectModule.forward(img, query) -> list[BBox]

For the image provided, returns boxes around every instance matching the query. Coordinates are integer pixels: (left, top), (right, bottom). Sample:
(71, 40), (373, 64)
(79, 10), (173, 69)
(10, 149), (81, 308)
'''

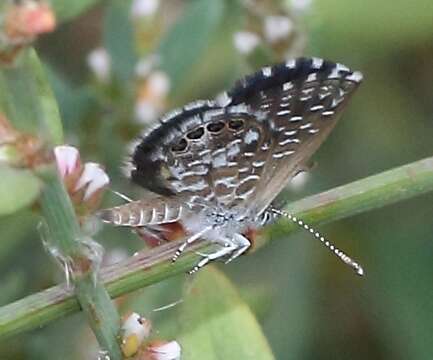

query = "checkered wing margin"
(129, 58), (362, 215)
(221, 57), (363, 215)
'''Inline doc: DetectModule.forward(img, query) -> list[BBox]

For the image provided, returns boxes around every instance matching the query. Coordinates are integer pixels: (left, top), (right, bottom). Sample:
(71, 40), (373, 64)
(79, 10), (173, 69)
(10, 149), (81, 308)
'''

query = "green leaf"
(313, 0), (433, 49)
(178, 267), (275, 360)
(0, 49), (63, 145)
(103, 1), (138, 83)
(158, 0), (225, 92)
(51, 0), (102, 22)
(0, 165), (41, 216)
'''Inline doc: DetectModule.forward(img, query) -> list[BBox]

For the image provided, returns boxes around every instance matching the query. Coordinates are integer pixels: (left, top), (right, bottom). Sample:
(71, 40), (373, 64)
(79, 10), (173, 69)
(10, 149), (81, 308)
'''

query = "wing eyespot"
(207, 121), (225, 133)
(228, 118), (244, 131)
(171, 138), (188, 152)
(186, 127), (205, 140)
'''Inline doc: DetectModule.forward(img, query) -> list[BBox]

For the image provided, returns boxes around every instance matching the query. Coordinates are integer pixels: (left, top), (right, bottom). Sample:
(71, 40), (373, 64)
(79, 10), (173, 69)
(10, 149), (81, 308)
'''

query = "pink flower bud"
(74, 162), (109, 201)
(3, 0), (56, 40)
(54, 146), (109, 213)
(142, 340), (181, 360)
(54, 145), (81, 178)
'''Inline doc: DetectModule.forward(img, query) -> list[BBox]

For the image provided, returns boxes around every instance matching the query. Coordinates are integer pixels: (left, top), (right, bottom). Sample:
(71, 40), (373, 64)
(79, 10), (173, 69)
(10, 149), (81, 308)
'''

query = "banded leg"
(172, 225), (213, 262)
(224, 234), (251, 264)
(189, 241), (238, 274)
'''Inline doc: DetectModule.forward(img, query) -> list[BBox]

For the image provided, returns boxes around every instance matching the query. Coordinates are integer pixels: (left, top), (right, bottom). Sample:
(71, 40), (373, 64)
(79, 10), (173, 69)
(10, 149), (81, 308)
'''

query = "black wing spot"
(207, 121), (225, 133)
(228, 118), (244, 131)
(186, 127), (205, 140)
(171, 138), (188, 152)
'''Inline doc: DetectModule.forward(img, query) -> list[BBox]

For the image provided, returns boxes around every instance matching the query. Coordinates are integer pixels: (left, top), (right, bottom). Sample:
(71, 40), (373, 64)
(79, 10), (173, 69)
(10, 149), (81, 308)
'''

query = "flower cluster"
(232, 1), (312, 61)
(54, 145), (109, 215)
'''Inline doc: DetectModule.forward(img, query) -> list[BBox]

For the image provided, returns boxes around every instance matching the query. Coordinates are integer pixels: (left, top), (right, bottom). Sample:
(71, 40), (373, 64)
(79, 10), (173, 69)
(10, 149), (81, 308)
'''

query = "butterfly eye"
(186, 127), (205, 140)
(206, 121), (225, 133)
(171, 138), (188, 152)
(228, 118), (244, 131)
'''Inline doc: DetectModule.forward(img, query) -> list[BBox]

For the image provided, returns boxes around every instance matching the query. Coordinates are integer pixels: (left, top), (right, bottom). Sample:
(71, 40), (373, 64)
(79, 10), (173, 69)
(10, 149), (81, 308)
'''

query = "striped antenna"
(271, 208), (364, 276)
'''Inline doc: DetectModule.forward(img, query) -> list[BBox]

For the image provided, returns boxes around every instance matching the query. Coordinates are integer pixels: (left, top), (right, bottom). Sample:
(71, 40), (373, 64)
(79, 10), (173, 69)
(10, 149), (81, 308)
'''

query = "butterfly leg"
(188, 240), (237, 274)
(172, 225), (213, 262)
(224, 234), (251, 264)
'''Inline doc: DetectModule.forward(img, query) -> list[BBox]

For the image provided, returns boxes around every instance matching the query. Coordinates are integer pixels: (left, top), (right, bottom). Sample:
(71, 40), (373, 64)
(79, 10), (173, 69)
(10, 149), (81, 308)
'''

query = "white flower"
(147, 71), (171, 97)
(54, 145), (80, 178)
(135, 101), (159, 124)
(233, 31), (261, 55)
(263, 15), (293, 43)
(87, 48), (111, 82)
(74, 162), (109, 201)
(134, 71), (170, 124)
(131, 0), (159, 18)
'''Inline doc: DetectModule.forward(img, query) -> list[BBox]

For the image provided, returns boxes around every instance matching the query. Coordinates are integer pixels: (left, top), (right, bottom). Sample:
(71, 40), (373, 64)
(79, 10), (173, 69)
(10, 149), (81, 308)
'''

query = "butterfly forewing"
(223, 58), (362, 214)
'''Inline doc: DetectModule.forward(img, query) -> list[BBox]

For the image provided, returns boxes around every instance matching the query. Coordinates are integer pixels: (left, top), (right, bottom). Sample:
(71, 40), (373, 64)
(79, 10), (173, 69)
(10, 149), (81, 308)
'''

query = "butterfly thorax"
(181, 204), (263, 242)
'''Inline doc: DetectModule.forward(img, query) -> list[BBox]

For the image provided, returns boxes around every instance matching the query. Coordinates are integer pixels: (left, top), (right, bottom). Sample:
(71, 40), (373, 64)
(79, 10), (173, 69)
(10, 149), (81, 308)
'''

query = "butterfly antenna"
(271, 208), (364, 276)
(152, 299), (184, 312)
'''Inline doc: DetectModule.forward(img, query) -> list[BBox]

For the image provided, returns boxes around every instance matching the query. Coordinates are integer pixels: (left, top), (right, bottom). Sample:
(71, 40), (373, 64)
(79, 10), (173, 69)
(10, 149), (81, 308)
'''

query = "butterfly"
(99, 57), (363, 275)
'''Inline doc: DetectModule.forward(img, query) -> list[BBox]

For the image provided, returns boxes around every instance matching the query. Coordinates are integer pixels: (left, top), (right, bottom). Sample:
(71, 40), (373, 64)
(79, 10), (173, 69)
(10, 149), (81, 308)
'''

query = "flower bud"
(121, 312), (152, 357)
(54, 145), (82, 191)
(2, 0), (56, 41)
(54, 146), (109, 213)
(141, 340), (181, 360)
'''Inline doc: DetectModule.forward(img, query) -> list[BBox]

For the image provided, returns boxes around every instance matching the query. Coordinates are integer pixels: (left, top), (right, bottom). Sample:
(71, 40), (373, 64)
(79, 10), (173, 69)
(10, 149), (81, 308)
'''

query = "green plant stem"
(1, 156), (433, 340)
(38, 167), (122, 359)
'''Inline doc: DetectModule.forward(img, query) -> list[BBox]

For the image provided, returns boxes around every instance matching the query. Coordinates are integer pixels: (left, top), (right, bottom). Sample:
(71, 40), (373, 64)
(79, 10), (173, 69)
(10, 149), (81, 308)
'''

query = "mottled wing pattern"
(98, 195), (186, 227)
(130, 101), (273, 211)
(220, 57), (363, 214)
(129, 57), (362, 217)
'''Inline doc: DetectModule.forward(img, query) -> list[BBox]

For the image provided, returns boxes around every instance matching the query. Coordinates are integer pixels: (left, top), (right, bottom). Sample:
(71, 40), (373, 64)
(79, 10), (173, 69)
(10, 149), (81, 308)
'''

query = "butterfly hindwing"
(131, 102), (274, 211)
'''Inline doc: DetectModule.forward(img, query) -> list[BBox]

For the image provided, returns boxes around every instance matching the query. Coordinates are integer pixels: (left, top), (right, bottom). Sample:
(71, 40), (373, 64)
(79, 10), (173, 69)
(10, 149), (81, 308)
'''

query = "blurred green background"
(1, 0), (433, 359)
